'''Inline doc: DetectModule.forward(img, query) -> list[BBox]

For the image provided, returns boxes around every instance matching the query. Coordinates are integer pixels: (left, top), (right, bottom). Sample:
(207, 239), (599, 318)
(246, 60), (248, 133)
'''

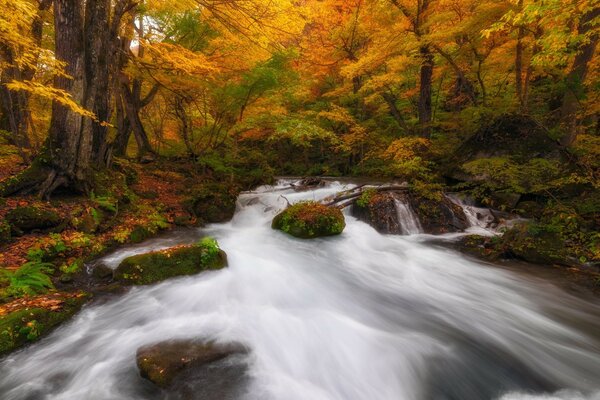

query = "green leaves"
(1, 261), (55, 297)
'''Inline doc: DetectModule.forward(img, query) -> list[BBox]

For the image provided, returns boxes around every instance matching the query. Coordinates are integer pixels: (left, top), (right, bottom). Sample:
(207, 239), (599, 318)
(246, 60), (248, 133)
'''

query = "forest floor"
(0, 147), (236, 354)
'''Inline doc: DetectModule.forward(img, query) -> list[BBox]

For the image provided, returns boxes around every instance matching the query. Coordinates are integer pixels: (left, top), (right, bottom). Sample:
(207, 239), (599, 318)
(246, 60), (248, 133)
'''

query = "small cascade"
(393, 197), (422, 235)
(446, 193), (497, 231)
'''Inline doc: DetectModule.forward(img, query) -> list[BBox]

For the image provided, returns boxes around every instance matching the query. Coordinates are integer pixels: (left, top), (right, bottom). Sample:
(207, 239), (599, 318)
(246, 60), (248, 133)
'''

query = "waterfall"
(393, 197), (422, 235)
(446, 193), (498, 232)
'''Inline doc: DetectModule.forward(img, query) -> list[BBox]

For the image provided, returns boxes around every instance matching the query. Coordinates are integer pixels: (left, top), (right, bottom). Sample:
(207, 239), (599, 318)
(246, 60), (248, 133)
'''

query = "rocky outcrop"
(184, 183), (239, 224)
(351, 192), (469, 235)
(113, 238), (227, 285)
(272, 201), (345, 239)
(136, 340), (247, 388)
(6, 206), (62, 235)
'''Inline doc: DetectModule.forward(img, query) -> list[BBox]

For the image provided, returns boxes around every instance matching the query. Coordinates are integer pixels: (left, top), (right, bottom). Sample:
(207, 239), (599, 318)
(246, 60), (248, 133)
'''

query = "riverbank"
(0, 155), (250, 355)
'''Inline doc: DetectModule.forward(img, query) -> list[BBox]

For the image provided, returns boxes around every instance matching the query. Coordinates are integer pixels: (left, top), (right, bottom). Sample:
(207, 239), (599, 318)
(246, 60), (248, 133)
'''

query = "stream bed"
(1, 181), (599, 400)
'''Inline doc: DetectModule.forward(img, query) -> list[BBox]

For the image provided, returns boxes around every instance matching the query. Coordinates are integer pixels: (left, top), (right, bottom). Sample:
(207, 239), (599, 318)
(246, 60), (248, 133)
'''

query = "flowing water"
(1, 180), (599, 400)
(393, 197), (423, 235)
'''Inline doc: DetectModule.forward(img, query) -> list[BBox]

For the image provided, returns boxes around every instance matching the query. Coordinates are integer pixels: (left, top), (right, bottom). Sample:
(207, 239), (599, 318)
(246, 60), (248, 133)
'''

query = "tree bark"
(418, 45), (433, 138)
(559, 6), (600, 146)
(2, 0), (118, 197)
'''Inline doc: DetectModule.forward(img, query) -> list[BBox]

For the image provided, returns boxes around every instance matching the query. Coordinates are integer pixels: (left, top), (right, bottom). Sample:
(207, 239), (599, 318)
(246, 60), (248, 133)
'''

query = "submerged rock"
(6, 206), (62, 235)
(136, 340), (247, 388)
(272, 201), (345, 239)
(113, 237), (227, 285)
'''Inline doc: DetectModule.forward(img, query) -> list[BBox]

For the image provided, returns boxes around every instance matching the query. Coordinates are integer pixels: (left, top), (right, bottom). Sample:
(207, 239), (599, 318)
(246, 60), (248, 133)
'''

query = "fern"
(90, 191), (118, 213)
(7, 261), (55, 296)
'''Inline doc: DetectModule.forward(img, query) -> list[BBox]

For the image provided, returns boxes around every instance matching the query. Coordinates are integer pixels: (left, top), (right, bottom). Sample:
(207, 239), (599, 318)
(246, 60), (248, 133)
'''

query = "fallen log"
(323, 184), (409, 208)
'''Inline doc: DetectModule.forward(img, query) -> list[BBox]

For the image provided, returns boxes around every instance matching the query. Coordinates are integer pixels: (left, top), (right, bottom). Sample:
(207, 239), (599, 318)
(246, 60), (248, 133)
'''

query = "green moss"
(6, 206), (61, 234)
(272, 201), (345, 239)
(113, 238), (227, 285)
(0, 294), (89, 356)
(184, 183), (239, 223)
(356, 189), (376, 208)
(0, 219), (10, 244)
(129, 226), (152, 244)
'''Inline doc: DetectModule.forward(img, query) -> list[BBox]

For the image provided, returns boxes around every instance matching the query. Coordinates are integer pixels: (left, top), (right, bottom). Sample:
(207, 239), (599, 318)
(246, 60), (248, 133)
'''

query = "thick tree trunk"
(418, 45), (433, 138)
(1, 0), (116, 197)
(559, 7), (599, 146)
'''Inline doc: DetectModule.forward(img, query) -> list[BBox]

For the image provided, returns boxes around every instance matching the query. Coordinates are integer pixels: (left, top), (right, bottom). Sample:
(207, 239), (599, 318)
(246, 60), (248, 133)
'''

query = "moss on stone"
(0, 294), (89, 356)
(113, 238), (227, 285)
(184, 183), (238, 223)
(0, 219), (10, 244)
(501, 223), (570, 265)
(272, 201), (345, 239)
(6, 206), (61, 234)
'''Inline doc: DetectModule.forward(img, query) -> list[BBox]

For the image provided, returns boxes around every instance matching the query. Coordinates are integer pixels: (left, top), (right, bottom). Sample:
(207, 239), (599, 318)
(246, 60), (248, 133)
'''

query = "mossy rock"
(0, 293), (89, 356)
(136, 340), (247, 388)
(6, 206), (61, 235)
(0, 219), (11, 244)
(129, 226), (152, 244)
(352, 193), (402, 234)
(184, 183), (239, 223)
(501, 223), (570, 265)
(411, 194), (469, 234)
(272, 201), (345, 239)
(114, 238), (227, 285)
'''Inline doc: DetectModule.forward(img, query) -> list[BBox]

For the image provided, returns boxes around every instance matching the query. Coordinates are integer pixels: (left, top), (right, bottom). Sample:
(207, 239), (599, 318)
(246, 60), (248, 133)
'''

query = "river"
(0, 180), (599, 400)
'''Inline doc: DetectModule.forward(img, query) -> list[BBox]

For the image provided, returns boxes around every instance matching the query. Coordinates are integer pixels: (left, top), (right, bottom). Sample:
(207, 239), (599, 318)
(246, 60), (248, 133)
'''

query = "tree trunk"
(381, 91), (410, 132)
(0, 0), (52, 159)
(418, 45), (433, 138)
(559, 7), (600, 146)
(2, 0), (115, 197)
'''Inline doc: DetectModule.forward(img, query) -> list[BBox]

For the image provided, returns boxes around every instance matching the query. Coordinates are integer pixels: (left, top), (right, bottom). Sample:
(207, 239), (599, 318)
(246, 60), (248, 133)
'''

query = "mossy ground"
(272, 201), (345, 239)
(0, 154), (247, 356)
(0, 292), (89, 356)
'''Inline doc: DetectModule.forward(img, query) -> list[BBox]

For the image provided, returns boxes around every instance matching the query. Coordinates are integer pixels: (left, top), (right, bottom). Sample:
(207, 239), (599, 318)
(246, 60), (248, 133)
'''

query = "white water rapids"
(1, 180), (599, 400)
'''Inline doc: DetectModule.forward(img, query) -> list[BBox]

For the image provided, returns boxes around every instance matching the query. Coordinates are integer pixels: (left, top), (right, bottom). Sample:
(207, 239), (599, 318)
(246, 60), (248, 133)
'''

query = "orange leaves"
(382, 138), (432, 162)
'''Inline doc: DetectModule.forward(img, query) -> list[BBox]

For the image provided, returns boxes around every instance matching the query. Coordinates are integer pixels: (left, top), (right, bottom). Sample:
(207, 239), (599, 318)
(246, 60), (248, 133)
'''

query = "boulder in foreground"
(136, 340), (247, 388)
(113, 237), (227, 285)
(272, 201), (345, 239)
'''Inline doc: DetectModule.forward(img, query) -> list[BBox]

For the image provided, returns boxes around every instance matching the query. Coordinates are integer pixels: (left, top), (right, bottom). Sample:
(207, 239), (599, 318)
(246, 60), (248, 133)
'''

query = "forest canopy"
(0, 0), (597, 197)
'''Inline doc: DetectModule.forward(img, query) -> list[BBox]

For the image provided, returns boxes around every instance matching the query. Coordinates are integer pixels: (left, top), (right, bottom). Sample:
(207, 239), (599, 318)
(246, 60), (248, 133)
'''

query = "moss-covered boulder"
(352, 192), (403, 234)
(272, 201), (345, 239)
(184, 183), (239, 224)
(0, 293), (89, 356)
(136, 340), (247, 388)
(501, 223), (571, 265)
(0, 219), (11, 244)
(411, 194), (469, 234)
(6, 206), (62, 235)
(113, 237), (227, 285)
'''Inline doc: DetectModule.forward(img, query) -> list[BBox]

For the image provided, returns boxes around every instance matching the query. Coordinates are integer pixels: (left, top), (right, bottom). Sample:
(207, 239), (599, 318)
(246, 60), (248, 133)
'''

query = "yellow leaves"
(382, 138), (432, 162)
(143, 42), (218, 76)
(6, 80), (97, 121)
